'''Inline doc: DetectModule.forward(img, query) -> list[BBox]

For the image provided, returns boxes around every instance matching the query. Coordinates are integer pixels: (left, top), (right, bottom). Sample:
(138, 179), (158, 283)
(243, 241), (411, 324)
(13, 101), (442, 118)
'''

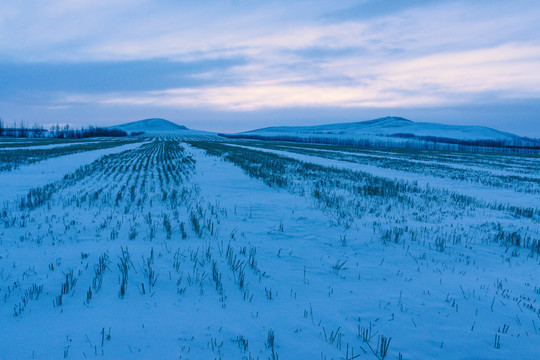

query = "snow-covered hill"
(241, 117), (521, 141)
(110, 118), (215, 136)
(219, 116), (540, 152)
(110, 118), (188, 132)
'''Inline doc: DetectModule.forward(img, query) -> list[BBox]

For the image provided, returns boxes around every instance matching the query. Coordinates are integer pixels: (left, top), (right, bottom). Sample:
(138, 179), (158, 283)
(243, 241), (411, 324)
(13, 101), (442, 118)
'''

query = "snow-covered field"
(224, 142), (540, 208)
(0, 142), (144, 203)
(0, 137), (143, 173)
(0, 141), (105, 151)
(0, 136), (538, 359)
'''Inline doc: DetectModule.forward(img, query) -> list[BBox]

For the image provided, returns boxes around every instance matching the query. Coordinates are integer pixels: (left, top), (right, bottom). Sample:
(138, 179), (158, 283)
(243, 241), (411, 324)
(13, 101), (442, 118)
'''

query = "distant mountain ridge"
(243, 116), (520, 141)
(221, 117), (539, 153)
(111, 118), (188, 132)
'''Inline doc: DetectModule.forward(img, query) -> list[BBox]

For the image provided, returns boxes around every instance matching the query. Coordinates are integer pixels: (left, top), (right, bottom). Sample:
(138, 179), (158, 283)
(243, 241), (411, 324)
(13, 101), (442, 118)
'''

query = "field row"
(229, 140), (540, 194)
(0, 138), (143, 173)
(0, 138), (538, 359)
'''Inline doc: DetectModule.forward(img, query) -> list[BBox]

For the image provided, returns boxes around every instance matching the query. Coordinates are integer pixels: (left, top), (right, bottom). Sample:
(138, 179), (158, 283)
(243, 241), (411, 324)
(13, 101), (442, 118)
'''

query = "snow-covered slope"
(240, 117), (520, 141)
(111, 118), (216, 136)
(110, 118), (188, 132)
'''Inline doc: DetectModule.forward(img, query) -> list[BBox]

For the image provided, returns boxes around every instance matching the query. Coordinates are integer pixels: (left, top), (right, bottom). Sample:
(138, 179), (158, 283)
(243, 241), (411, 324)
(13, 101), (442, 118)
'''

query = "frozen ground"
(227, 143), (540, 209)
(0, 142), (144, 203)
(0, 141), (104, 151)
(0, 137), (538, 359)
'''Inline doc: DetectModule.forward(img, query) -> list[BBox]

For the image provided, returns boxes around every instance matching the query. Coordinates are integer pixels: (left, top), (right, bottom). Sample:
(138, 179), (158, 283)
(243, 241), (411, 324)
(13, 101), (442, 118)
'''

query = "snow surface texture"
(0, 142), (144, 204)
(238, 116), (522, 141)
(0, 141), (103, 151)
(227, 143), (540, 209)
(0, 136), (538, 359)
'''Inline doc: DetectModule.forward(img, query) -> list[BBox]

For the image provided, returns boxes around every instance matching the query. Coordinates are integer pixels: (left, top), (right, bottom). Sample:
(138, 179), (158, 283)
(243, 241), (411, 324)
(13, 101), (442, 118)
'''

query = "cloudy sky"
(1, 0), (539, 135)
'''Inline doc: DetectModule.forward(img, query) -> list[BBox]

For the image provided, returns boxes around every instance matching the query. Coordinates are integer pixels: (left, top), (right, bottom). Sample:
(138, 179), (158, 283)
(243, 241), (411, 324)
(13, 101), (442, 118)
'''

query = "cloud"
(1, 0), (539, 133)
(56, 40), (540, 111)
(58, 83), (455, 111)
(0, 57), (245, 96)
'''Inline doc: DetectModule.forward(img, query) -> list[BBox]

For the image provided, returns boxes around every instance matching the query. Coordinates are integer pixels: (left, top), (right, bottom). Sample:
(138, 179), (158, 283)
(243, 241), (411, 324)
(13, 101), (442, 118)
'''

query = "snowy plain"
(0, 142), (144, 203)
(226, 143), (540, 209)
(0, 135), (538, 359)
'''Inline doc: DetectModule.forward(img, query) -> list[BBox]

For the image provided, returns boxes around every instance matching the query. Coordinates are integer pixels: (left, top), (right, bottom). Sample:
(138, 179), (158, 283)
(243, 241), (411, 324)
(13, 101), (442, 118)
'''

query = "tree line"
(0, 119), (47, 137)
(48, 124), (128, 138)
(0, 118), (138, 138)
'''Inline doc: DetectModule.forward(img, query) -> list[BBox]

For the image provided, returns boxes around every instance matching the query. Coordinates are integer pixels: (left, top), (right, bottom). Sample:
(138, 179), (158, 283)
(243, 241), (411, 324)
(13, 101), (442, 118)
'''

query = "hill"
(242, 116), (519, 141)
(110, 118), (188, 133)
(221, 117), (538, 153)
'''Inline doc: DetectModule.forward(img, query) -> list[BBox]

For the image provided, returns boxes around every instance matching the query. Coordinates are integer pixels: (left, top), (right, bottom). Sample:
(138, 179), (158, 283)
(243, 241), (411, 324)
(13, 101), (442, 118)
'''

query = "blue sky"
(0, 0), (539, 135)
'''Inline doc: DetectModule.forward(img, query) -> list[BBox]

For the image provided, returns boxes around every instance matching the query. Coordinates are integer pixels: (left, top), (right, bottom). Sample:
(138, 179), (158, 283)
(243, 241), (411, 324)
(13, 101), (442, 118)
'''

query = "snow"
(0, 141), (103, 151)
(0, 142), (143, 204)
(0, 137), (537, 359)
(110, 118), (217, 137)
(238, 116), (522, 141)
(281, 145), (540, 179)
(111, 118), (189, 132)
(110, 118), (215, 137)
(226, 143), (540, 209)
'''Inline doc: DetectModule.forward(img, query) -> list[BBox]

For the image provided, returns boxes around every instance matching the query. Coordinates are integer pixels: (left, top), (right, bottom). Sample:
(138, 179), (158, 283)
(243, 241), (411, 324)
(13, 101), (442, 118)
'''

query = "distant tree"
(19, 120), (29, 137)
(32, 123), (46, 138)
(0, 117), (3, 136)
(48, 124), (128, 139)
(51, 123), (62, 138)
